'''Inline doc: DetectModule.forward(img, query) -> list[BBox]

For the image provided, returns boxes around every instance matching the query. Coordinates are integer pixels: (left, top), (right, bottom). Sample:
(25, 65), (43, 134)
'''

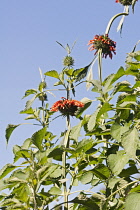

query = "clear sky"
(0, 0), (140, 168)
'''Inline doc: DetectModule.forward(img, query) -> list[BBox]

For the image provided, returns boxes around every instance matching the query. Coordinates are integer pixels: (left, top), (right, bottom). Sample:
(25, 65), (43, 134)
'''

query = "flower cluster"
(88, 34), (116, 59)
(50, 97), (84, 116)
(115, 0), (138, 5)
(63, 56), (74, 67)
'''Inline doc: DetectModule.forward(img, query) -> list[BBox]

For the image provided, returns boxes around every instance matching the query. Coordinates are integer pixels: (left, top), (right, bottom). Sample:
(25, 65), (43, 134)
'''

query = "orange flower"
(88, 34), (116, 59)
(50, 97), (84, 116)
(115, 0), (138, 5)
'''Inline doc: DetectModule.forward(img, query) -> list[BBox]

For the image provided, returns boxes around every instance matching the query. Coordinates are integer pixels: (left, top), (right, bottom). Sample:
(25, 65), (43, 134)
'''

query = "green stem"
(62, 83), (71, 210)
(105, 12), (128, 35)
(98, 49), (102, 84)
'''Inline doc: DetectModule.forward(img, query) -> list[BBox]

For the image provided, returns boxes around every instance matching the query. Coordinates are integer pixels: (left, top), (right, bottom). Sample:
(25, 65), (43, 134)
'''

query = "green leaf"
(111, 123), (129, 143)
(22, 89), (37, 99)
(16, 149), (31, 159)
(0, 180), (7, 191)
(97, 103), (113, 121)
(75, 97), (92, 118)
(25, 94), (37, 110)
(44, 70), (59, 79)
(64, 68), (74, 76)
(87, 108), (100, 131)
(125, 192), (140, 210)
(20, 107), (34, 114)
(103, 74), (114, 93)
(74, 65), (90, 82)
(111, 67), (125, 84)
(93, 164), (110, 180)
(108, 177), (121, 189)
(5, 124), (20, 144)
(31, 127), (47, 150)
(125, 68), (139, 76)
(48, 148), (63, 161)
(80, 171), (93, 184)
(0, 164), (17, 179)
(113, 81), (132, 95)
(121, 127), (139, 159)
(72, 196), (100, 210)
(76, 138), (93, 153)
(54, 80), (63, 86)
(119, 165), (138, 178)
(130, 185), (140, 193)
(50, 168), (62, 178)
(0, 198), (20, 207)
(70, 122), (82, 141)
(49, 186), (62, 195)
(91, 177), (100, 186)
(22, 138), (31, 149)
(127, 62), (140, 70)
(132, 81), (140, 89)
(108, 150), (129, 175)
(56, 41), (66, 50)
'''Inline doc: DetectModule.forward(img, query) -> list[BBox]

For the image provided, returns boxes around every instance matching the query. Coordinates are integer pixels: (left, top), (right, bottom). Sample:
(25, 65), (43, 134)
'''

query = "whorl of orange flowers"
(88, 34), (116, 59)
(50, 97), (84, 116)
(115, 0), (138, 5)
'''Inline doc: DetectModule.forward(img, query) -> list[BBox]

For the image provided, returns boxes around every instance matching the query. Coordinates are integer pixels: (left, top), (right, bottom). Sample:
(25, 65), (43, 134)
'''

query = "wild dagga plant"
(0, 1), (140, 210)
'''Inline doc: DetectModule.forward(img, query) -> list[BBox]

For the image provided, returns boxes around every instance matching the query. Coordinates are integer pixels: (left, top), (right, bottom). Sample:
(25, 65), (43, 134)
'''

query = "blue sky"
(0, 0), (140, 168)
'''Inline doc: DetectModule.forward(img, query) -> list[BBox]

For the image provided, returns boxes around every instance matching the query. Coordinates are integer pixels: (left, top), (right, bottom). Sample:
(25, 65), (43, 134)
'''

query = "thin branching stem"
(107, 180), (139, 201)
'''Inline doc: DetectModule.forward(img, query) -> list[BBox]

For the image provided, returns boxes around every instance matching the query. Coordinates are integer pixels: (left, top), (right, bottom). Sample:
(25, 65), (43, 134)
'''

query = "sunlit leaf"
(50, 168), (62, 178)
(80, 171), (93, 184)
(132, 81), (140, 89)
(103, 74), (114, 93)
(113, 81), (132, 95)
(49, 186), (62, 195)
(87, 108), (100, 132)
(108, 150), (129, 175)
(25, 94), (37, 110)
(125, 192), (140, 210)
(70, 122), (82, 141)
(121, 127), (139, 159)
(0, 164), (17, 179)
(108, 177), (121, 189)
(64, 68), (74, 76)
(44, 70), (59, 79)
(31, 127), (47, 150)
(91, 79), (102, 92)
(111, 123), (129, 143)
(22, 89), (37, 99)
(20, 107), (34, 114)
(76, 138), (93, 153)
(54, 80), (63, 86)
(97, 103), (113, 121)
(111, 67), (125, 85)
